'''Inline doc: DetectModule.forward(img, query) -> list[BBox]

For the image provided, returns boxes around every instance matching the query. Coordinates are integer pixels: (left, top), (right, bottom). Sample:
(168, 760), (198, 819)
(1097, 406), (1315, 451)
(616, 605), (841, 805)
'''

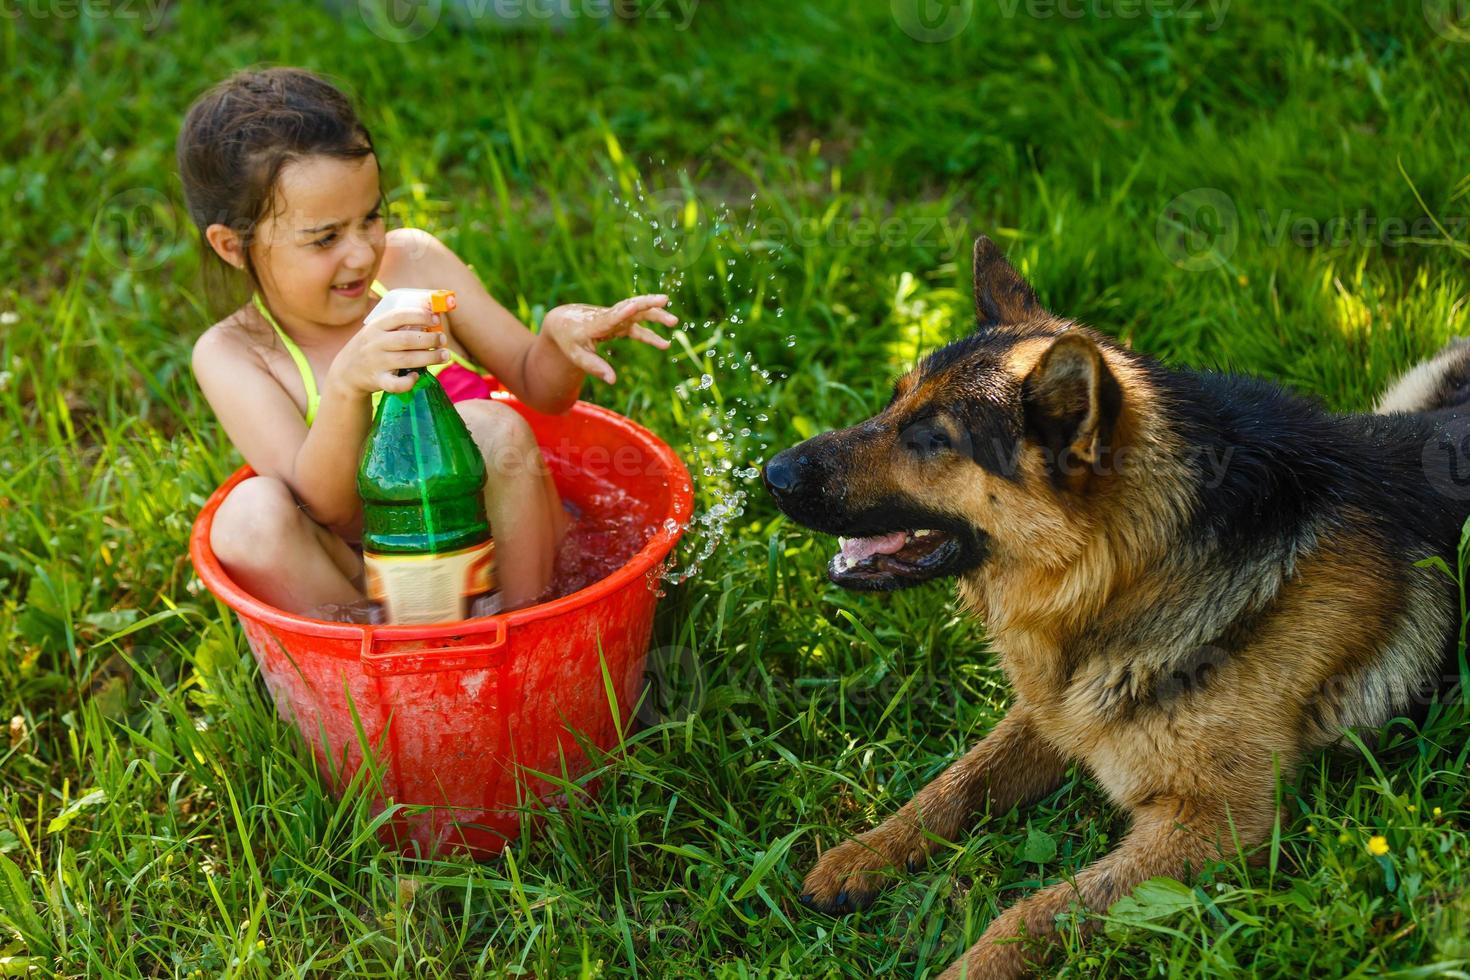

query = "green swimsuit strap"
(254, 281), (483, 427)
(253, 291), (321, 426)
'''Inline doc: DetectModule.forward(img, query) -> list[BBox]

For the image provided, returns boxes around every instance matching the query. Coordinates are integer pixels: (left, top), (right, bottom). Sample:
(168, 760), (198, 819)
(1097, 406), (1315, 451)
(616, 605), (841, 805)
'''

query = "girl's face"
(251, 152), (386, 327)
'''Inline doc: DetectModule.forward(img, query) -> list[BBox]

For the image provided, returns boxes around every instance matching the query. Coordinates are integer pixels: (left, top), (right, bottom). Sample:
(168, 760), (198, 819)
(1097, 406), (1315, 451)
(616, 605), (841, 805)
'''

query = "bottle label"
(363, 540), (496, 625)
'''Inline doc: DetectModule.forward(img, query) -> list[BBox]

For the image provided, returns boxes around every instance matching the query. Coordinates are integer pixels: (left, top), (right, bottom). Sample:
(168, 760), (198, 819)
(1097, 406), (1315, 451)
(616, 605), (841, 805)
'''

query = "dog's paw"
(797, 833), (923, 914)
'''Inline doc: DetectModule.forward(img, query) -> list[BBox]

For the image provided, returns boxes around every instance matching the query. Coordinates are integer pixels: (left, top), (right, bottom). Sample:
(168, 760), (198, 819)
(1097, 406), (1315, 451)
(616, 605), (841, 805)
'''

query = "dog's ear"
(1021, 330), (1122, 477)
(973, 236), (1041, 329)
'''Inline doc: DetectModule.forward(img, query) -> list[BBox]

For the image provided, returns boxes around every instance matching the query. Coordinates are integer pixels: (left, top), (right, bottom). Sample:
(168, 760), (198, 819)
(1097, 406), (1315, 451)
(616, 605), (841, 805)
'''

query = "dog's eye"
(905, 425), (951, 458)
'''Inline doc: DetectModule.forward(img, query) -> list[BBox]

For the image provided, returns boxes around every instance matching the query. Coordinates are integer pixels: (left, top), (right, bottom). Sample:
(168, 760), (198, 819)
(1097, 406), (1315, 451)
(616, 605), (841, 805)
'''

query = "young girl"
(179, 67), (676, 616)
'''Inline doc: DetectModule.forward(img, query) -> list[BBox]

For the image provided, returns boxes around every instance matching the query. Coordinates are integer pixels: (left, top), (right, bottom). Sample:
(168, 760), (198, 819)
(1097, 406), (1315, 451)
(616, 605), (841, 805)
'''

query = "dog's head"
(764, 236), (1136, 591)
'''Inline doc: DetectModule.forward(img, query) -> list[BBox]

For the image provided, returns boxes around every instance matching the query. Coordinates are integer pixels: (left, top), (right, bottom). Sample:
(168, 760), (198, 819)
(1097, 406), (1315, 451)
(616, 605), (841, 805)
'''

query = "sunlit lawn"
(2, 2), (1469, 975)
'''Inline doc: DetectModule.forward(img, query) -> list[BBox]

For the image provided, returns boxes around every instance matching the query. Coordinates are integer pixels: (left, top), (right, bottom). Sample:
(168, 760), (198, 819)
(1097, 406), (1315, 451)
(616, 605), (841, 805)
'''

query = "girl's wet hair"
(177, 67), (379, 315)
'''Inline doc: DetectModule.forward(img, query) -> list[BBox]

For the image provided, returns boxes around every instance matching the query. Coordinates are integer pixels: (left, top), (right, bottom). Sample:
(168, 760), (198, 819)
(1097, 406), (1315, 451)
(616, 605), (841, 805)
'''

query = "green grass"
(3, 1), (1470, 975)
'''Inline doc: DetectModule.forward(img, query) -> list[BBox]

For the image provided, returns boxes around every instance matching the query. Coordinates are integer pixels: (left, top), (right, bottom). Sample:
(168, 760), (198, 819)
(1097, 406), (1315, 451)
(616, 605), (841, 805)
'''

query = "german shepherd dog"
(762, 237), (1470, 978)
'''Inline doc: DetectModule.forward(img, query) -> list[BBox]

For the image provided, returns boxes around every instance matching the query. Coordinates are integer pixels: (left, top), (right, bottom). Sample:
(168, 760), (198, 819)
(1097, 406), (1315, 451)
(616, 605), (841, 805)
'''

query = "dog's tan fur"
(768, 238), (1467, 977)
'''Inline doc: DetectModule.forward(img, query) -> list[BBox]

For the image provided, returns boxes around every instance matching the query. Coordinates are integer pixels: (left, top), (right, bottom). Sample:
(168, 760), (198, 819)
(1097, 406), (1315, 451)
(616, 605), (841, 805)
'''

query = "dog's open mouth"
(828, 529), (962, 590)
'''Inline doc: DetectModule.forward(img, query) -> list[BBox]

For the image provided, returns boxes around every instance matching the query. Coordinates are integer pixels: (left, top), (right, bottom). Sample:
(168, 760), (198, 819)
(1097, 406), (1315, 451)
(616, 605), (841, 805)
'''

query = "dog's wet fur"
(763, 237), (1470, 978)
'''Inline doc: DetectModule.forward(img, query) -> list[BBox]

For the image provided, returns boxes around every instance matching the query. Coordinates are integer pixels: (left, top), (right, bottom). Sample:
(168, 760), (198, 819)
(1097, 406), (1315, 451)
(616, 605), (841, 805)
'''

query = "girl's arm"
(402, 231), (675, 413)
(192, 330), (364, 532)
(285, 374), (374, 533)
(192, 307), (447, 533)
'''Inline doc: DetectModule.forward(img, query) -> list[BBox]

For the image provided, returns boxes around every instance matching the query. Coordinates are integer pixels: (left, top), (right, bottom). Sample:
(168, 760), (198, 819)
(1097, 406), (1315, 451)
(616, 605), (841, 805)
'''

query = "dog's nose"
(762, 450), (804, 497)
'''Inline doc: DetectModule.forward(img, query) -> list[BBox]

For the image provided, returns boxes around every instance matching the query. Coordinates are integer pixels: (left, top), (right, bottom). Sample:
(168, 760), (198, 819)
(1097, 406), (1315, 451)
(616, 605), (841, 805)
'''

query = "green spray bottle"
(357, 288), (500, 624)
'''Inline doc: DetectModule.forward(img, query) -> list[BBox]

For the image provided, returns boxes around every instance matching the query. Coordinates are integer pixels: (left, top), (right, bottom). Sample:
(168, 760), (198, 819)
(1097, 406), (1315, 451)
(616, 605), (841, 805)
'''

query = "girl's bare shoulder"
(192, 304), (272, 377)
(376, 227), (457, 287)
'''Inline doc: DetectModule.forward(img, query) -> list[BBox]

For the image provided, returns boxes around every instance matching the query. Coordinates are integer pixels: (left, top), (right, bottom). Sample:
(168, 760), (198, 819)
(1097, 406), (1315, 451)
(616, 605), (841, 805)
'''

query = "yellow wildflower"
(1367, 835), (1390, 856)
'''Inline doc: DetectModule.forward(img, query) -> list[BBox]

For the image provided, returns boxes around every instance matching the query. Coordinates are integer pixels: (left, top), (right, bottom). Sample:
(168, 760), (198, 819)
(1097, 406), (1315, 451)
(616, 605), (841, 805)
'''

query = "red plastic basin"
(189, 395), (692, 857)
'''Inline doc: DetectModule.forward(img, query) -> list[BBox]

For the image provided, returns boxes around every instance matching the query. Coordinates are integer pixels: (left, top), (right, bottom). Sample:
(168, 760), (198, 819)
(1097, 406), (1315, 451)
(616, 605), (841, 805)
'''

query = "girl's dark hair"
(177, 67), (380, 316)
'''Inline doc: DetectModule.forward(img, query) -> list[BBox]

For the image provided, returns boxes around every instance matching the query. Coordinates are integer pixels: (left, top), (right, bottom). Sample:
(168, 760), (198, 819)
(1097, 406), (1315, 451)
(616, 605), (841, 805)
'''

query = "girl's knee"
(457, 401), (545, 479)
(211, 476), (304, 565)
(457, 400), (533, 444)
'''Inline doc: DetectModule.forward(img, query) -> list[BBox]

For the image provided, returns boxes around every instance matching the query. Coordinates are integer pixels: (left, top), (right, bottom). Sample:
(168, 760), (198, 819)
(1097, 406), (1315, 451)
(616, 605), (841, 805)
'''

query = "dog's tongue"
(839, 532), (908, 561)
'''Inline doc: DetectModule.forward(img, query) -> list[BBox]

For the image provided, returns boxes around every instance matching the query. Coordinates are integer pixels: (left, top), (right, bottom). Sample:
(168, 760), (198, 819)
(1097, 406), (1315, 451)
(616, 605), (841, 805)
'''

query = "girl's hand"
(543, 294), (677, 384)
(326, 306), (449, 396)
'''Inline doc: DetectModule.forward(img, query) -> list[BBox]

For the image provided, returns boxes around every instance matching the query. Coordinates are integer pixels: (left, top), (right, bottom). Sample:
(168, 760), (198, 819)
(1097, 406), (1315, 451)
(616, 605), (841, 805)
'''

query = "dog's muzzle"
(763, 445), (986, 591)
(763, 447), (816, 503)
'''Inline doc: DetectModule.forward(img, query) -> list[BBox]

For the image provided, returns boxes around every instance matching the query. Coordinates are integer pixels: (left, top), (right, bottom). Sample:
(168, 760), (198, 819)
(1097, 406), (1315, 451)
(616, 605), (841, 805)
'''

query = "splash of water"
(609, 174), (793, 586)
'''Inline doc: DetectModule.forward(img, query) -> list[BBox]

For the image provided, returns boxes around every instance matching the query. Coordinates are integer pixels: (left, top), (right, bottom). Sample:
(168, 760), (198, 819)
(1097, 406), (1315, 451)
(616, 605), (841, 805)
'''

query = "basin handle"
(359, 621), (507, 677)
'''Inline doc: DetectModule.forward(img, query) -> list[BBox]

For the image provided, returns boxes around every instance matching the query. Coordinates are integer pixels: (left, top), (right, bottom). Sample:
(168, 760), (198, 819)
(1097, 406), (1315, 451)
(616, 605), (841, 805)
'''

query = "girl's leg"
(210, 476), (364, 615)
(456, 400), (569, 610)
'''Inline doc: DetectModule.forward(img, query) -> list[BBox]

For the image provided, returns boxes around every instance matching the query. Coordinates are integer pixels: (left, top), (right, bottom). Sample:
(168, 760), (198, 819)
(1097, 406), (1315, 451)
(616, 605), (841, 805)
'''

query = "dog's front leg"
(799, 705), (1066, 913)
(937, 795), (1269, 979)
